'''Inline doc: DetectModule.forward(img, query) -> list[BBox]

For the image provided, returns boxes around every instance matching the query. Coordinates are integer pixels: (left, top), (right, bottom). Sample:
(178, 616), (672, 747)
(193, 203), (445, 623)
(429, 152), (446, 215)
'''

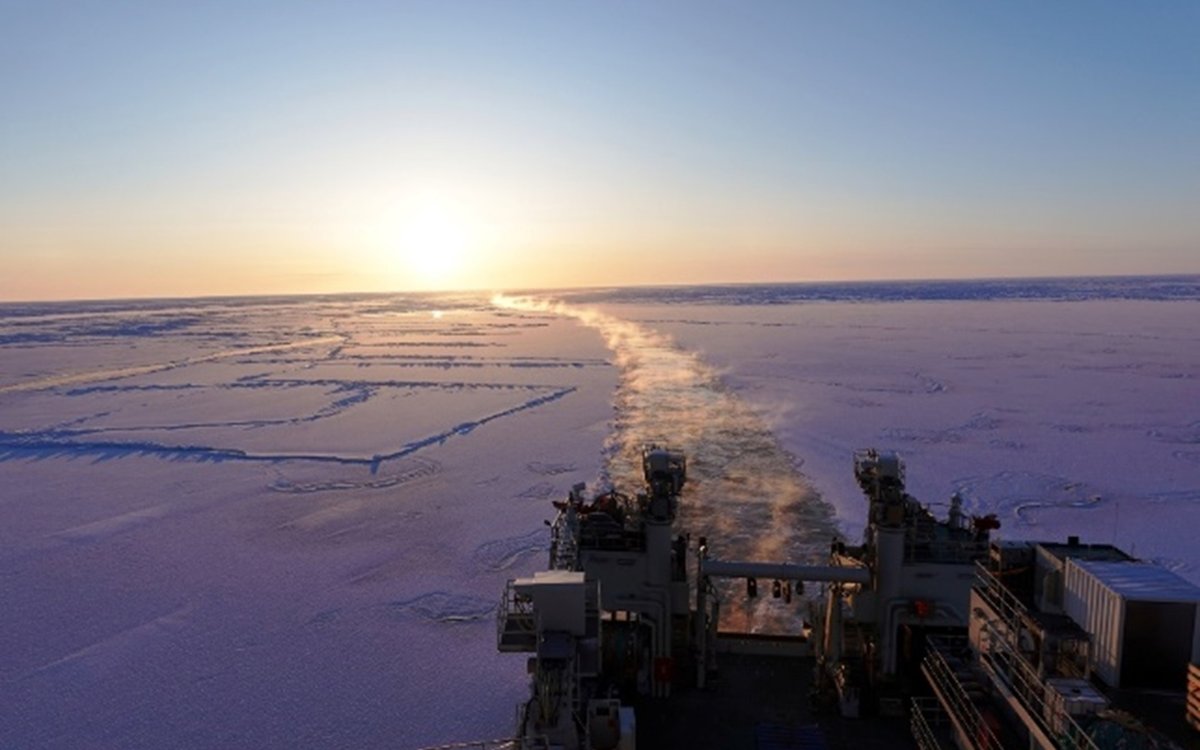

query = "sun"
(400, 210), (466, 287)
(395, 204), (472, 289)
(360, 194), (484, 291)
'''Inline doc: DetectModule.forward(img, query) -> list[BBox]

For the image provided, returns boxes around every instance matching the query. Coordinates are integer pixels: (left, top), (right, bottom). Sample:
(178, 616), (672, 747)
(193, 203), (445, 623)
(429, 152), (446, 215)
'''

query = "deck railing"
(496, 580), (537, 651)
(922, 636), (1004, 750)
(973, 564), (1102, 750)
(910, 696), (949, 750)
(976, 620), (1101, 750)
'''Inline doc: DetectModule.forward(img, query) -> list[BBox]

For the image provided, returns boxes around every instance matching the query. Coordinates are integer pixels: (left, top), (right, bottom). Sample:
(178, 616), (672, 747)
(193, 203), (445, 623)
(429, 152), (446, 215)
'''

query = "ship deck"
(635, 651), (914, 749)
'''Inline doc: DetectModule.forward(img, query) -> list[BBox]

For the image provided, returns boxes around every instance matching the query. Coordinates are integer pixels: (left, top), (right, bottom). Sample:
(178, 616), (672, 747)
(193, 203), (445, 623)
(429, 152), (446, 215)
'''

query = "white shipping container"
(1063, 559), (1200, 689)
(1063, 560), (1125, 687)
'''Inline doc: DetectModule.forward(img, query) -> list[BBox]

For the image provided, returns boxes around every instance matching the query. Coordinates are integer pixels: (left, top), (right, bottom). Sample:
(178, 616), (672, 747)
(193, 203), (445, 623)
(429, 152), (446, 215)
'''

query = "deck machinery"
(485, 448), (1200, 750)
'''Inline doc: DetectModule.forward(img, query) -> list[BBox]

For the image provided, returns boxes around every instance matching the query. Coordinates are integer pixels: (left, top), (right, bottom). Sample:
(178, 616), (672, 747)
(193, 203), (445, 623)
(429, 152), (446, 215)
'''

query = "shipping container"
(1062, 559), (1200, 689)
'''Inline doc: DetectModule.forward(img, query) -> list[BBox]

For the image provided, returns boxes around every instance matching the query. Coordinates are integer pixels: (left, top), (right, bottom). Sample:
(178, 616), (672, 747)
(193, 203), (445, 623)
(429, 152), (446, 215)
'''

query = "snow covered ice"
(1, 277), (1198, 748)
(0, 295), (615, 748)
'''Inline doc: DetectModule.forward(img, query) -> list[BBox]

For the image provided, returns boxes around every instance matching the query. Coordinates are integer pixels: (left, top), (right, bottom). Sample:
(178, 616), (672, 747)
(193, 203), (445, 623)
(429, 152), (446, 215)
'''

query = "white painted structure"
(1063, 558), (1200, 689)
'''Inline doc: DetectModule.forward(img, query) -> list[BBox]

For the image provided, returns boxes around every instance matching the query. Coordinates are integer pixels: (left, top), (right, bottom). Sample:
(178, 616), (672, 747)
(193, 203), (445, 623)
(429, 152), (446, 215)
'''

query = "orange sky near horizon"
(3, 3), (1197, 302)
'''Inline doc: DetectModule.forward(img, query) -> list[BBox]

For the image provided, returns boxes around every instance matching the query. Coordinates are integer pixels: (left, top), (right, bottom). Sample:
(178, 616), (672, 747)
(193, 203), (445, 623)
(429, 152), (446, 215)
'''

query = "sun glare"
(367, 198), (480, 291)
(397, 205), (471, 289)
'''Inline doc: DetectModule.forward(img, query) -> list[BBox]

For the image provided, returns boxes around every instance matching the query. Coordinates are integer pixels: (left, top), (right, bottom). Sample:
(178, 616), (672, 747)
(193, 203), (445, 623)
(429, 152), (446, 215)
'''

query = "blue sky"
(2, 1), (1198, 299)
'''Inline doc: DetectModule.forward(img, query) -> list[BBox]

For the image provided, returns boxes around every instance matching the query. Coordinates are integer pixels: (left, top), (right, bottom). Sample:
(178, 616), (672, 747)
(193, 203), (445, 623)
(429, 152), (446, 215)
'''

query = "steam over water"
(494, 295), (840, 628)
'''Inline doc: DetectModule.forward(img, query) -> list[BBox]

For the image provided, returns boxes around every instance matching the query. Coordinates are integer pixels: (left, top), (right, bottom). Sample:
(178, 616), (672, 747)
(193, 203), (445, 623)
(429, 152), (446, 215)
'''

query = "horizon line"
(3, 270), (1199, 307)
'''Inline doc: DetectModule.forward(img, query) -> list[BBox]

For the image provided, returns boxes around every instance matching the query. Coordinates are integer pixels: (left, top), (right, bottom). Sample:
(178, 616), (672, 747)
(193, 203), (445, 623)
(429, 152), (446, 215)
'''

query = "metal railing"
(905, 528), (990, 564)
(910, 696), (949, 750)
(977, 620), (1101, 750)
(922, 636), (1004, 750)
(906, 541), (991, 564)
(974, 563), (1026, 637)
(496, 581), (537, 651)
(973, 563), (1102, 750)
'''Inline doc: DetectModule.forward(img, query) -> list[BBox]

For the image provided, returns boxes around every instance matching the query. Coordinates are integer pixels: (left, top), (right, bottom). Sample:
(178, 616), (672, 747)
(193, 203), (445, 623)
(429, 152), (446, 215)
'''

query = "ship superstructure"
(429, 449), (1200, 750)
(496, 446), (688, 747)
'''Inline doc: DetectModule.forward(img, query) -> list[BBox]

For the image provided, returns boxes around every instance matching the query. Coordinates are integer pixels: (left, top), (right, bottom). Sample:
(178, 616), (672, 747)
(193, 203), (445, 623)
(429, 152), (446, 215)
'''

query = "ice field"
(1, 277), (1198, 748)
